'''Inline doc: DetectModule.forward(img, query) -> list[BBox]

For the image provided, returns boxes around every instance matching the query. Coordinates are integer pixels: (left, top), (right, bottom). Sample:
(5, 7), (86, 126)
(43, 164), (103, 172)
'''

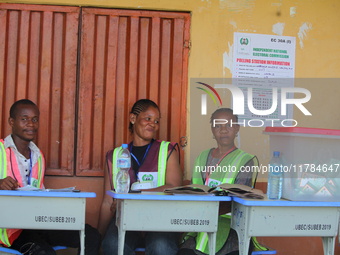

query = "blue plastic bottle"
(267, 151), (283, 200)
(116, 144), (131, 193)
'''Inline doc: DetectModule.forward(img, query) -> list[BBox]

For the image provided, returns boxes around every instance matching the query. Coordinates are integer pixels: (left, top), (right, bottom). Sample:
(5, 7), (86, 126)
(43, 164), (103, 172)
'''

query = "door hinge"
(180, 136), (188, 149)
(183, 40), (191, 49)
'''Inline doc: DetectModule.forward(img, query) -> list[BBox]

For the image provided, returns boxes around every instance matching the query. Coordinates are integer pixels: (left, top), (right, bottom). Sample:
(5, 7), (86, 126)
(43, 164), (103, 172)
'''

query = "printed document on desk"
(17, 185), (75, 192)
(164, 183), (264, 199)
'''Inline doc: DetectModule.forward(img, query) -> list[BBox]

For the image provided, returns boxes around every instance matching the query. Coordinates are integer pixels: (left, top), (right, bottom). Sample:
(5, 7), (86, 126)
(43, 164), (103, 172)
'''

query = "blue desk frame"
(0, 190), (96, 255)
(231, 196), (340, 255)
(108, 191), (231, 255)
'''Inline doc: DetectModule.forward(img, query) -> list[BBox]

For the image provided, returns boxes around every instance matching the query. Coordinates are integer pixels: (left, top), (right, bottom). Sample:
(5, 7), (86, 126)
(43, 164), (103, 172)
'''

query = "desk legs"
(116, 200), (125, 255)
(117, 229), (125, 255)
(207, 232), (217, 255)
(233, 229), (250, 255)
(231, 203), (251, 255)
(79, 229), (85, 255)
(322, 237), (335, 255)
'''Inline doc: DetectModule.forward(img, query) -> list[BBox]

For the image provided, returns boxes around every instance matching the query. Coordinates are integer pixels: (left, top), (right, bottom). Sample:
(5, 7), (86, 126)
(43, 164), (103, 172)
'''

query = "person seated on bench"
(97, 99), (183, 255)
(0, 99), (101, 255)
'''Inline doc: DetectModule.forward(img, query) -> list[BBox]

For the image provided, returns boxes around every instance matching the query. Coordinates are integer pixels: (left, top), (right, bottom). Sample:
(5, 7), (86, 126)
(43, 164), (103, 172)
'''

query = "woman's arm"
(235, 157), (255, 187)
(97, 162), (115, 239)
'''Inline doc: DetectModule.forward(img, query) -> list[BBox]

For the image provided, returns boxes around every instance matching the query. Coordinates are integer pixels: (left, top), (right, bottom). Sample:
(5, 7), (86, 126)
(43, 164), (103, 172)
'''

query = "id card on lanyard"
(28, 149), (39, 188)
(130, 142), (153, 190)
(206, 178), (221, 188)
(131, 180), (153, 190)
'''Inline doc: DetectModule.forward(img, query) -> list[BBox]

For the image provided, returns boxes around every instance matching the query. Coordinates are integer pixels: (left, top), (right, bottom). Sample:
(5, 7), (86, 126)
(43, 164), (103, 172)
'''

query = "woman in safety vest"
(178, 108), (260, 255)
(97, 99), (183, 255)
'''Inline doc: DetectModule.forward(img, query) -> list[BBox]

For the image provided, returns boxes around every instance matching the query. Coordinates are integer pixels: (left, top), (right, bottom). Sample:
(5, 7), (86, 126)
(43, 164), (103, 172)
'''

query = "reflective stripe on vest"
(0, 229), (10, 247)
(198, 232), (208, 251)
(0, 141), (7, 179)
(37, 151), (45, 189)
(111, 147), (121, 190)
(157, 141), (169, 186)
(111, 141), (169, 189)
(221, 151), (247, 184)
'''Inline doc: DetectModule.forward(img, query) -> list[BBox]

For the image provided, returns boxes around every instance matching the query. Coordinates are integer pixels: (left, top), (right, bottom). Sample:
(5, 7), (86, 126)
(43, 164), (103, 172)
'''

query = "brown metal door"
(77, 8), (190, 176)
(0, 4), (190, 177)
(0, 4), (79, 176)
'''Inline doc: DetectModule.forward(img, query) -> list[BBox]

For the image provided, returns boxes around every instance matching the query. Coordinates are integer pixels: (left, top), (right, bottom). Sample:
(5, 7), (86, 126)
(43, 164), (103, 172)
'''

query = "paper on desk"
(17, 186), (75, 192)
(164, 183), (264, 199)
(17, 185), (43, 191)
(164, 184), (213, 195)
(45, 187), (75, 192)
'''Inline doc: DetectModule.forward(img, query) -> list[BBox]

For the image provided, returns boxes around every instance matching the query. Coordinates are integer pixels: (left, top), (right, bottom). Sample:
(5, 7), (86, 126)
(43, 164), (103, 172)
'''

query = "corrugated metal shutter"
(0, 4), (79, 176)
(77, 8), (190, 176)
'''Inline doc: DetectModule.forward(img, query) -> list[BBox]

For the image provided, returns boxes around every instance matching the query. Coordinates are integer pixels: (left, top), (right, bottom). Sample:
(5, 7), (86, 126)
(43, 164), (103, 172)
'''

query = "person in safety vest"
(0, 99), (101, 255)
(98, 99), (183, 255)
(178, 108), (262, 255)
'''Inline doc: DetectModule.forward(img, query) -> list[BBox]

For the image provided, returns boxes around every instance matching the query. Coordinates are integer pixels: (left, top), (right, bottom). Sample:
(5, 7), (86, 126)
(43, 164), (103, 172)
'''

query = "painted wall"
(2, 0), (340, 254)
(3, 0), (340, 177)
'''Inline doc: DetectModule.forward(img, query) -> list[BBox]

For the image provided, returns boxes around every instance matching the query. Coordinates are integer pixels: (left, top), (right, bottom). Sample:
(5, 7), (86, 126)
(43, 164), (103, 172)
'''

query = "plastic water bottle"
(116, 144), (131, 193)
(267, 151), (283, 200)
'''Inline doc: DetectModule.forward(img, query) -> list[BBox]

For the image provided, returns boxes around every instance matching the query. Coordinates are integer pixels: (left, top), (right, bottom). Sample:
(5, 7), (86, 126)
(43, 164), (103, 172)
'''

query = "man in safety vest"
(0, 99), (101, 255)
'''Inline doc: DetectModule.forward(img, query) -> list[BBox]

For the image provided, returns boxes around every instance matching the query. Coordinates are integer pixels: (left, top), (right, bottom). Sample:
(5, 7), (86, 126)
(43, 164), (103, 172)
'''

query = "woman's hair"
(129, 99), (160, 133)
(210, 108), (238, 125)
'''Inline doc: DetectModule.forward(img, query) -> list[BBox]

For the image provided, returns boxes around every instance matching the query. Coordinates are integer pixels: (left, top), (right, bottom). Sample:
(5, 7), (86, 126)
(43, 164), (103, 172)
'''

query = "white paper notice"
(232, 32), (296, 126)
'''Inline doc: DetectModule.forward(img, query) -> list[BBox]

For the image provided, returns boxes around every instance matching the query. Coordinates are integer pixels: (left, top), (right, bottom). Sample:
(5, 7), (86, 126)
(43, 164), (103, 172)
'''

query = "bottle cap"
(122, 144), (128, 149)
(273, 151), (280, 156)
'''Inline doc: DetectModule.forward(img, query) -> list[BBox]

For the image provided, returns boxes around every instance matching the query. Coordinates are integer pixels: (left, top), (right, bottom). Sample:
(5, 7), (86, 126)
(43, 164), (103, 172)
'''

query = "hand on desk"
(0, 177), (19, 190)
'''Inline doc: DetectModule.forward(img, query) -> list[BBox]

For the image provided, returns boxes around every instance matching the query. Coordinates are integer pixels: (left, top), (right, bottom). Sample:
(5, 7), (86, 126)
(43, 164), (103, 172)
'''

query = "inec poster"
(232, 32), (296, 126)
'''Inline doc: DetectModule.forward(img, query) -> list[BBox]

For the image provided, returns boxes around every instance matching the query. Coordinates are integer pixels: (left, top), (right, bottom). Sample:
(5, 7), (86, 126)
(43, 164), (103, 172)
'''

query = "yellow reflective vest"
(187, 148), (258, 254)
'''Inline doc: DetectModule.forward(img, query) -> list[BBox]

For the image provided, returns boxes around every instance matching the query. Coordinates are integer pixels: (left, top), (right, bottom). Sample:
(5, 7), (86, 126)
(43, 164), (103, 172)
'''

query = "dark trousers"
(102, 216), (179, 255)
(177, 249), (239, 255)
(10, 224), (101, 255)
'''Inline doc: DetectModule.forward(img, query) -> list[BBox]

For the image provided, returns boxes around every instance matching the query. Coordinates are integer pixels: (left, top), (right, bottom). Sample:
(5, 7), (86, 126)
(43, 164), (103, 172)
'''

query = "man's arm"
(0, 177), (19, 190)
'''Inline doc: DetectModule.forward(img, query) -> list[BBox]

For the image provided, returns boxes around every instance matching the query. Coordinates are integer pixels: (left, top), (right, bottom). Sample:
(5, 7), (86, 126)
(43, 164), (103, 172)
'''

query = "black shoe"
(20, 242), (52, 255)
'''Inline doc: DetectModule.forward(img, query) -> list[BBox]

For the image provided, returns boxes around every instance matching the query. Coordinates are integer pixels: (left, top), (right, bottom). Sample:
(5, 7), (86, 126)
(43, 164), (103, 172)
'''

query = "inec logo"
(208, 181), (219, 188)
(32, 179), (38, 188)
(240, 37), (249, 45)
(142, 174), (154, 181)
